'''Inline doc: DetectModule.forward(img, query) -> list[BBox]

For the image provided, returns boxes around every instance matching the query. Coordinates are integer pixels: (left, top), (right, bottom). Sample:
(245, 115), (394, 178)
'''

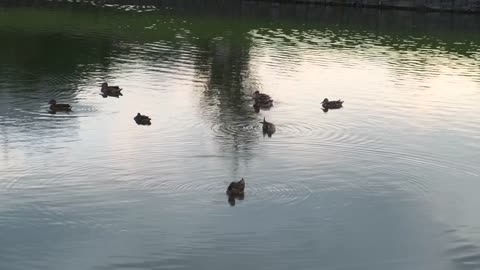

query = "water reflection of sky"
(1, 4), (480, 270)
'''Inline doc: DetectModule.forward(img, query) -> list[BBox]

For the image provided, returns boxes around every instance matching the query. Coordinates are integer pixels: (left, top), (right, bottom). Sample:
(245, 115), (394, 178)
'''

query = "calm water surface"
(1, 2), (480, 269)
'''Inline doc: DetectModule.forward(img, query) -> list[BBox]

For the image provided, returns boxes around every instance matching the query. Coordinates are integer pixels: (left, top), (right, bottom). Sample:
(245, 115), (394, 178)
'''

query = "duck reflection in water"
(227, 178), (245, 206)
(228, 193), (245, 206)
(253, 103), (273, 113)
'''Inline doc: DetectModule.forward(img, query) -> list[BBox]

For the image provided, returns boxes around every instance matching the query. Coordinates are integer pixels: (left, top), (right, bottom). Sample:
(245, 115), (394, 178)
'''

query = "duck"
(254, 98), (273, 109)
(260, 117), (276, 137)
(253, 90), (272, 101)
(226, 178), (245, 196)
(101, 83), (122, 97)
(253, 90), (274, 109)
(134, 113), (151, 125)
(322, 98), (344, 109)
(49, 99), (72, 112)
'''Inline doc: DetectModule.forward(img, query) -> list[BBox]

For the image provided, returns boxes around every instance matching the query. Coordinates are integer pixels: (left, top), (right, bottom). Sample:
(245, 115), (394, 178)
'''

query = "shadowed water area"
(1, 1), (480, 269)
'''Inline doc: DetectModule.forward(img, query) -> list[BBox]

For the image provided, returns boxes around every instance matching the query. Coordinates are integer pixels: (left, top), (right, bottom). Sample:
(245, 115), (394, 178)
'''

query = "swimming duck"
(49, 99), (72, 112)
(226, 178), (245, 196)
(101, 83), (122, 97)
(260, 117), (276, 137)
(134, 113), (151, 125)
(322, 98), (344, 109)
(253, 90), (272, 101)
(253, 90), (274, 108)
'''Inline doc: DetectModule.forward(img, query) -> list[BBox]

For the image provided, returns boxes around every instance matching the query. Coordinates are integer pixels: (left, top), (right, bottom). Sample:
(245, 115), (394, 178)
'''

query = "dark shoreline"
(1, 0), (480, 13)
(261, 0), (480, 13)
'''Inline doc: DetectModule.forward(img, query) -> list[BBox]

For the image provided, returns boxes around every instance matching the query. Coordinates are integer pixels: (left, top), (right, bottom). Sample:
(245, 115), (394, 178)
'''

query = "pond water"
(1, 2), (480, 269)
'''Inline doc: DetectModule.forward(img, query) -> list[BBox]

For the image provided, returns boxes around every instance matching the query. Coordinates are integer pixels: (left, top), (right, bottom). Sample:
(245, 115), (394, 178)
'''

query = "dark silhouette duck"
(260, 117), (276, 137)
(253, 90), (273, 111)
(227, 178), (245, 196)
(101, 83), (122, 97)
(322, 98), (344, 109)
(134, 113), (151, 125)
(49, 99), (72, 113)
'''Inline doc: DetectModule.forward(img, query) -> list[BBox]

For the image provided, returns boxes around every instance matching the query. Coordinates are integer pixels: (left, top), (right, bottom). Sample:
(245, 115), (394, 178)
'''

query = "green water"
(1, 2), (480, 270)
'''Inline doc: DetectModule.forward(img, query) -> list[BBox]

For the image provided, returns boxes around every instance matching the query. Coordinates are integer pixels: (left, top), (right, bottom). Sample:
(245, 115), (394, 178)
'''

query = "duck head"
(49, 99), (57, 105)
(101, 82), (108, 88)
(322, 98), (329, 104)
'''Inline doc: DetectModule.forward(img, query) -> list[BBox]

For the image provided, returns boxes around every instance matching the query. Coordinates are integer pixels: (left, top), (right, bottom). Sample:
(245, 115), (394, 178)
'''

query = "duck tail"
(238, 178), (245, 190)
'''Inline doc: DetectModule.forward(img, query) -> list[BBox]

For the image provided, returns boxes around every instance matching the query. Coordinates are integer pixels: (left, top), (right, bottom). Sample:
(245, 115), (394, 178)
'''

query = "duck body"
(101, 83), (122, 97)
(253, 91), (273, 110)
(226, 178), (245, 196)
(253, 91), (272, 101)
(261, 117), (276, 137)
(49, 99), (72, 112)
(134, 113), (151, 125)
(322, 98), (344, 109)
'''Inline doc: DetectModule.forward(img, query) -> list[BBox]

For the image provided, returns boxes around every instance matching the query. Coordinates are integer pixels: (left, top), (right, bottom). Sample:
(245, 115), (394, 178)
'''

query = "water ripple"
(1, 4), (480, 270)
